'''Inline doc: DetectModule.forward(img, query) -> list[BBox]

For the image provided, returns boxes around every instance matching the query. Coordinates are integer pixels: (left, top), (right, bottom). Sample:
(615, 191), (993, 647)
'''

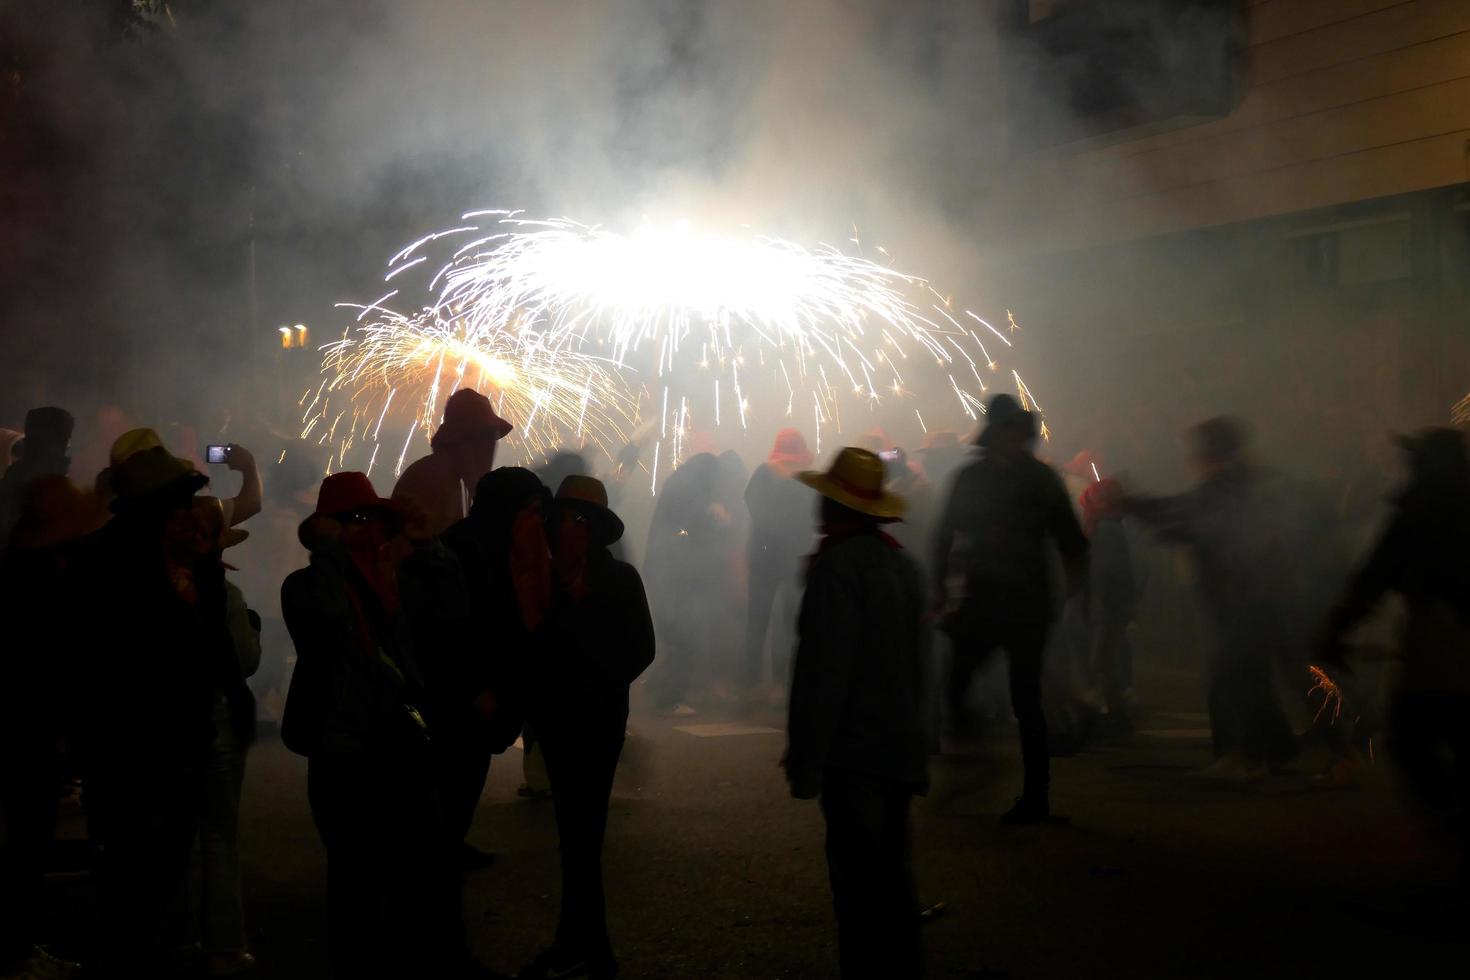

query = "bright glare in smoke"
(308, 210), (1045, 483)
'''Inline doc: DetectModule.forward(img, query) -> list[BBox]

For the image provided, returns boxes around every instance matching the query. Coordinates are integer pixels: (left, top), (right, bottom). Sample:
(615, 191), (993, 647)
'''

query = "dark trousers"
(1208, 618), (1296, 764)
(950, 620), (1050, 800)
(538, 705), (627, 959)
(1389, 692), (1470, 844)
(819, 768), (921, 980)
(307, 753), (460, 980)
(434, 720), (495, 846)
(745, 568), (796, 690)
(88, 768), (202, 979)
(1090, 616), (1134, 716)
(0, 749), (60, 968)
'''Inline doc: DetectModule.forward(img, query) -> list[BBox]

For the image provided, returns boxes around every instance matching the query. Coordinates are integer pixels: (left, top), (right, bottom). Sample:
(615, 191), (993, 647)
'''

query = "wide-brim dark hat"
(298, 471), (403, 548)
(553, 474), (624, 546)
(976, 394), (1036, 448)
(110, 445), (209, 511)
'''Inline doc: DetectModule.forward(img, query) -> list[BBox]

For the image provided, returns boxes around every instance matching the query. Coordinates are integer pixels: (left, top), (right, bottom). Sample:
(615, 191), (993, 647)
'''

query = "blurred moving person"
(1127, 418), (1301, 781)
(438, 468), (553, 867)
(392, 388), (513, 537)
(1079, 477), (1138, 733)
(743, 428), (815, 705)
(1320, 427), (1470, 889)
(933, 395), (1087, 824)
(785, 448), (927, 980)
(644, 452), (740, 714)
(0, 477), (105, 980)
(0, 407), (75, 543)
(520, 477), (654, 980)
(281, 473), (480, 980)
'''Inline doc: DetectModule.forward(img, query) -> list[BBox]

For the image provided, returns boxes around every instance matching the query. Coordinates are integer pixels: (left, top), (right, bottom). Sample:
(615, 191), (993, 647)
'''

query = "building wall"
(987, 0), (1470, 255)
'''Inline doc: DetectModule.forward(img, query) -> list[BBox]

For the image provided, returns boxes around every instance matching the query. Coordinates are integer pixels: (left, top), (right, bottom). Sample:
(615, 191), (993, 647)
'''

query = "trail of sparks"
(315, 211), (1046, 485)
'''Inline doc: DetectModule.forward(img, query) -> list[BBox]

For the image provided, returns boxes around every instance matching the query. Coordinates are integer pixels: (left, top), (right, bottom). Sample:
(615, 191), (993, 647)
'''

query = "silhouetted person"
(644, 452), (738, 713)
(1079, 477), (1138, 731)
(0, 476), (104, 980)
(744, 428), (815, 701)
(933, 394), (1087, 824)
(1320, 427), (1470, 888)
(281, 473), (476, 980)
(0, 407), (75, 544)
(438, 468), (553, 866)
(786, 448), (927, 980)
(180, 496), (260, 976)
(1128, 417), (1300, 780)
(392, 388), (513, 537)
(74, 447), (226, 978)
(520, 477), (654, 980)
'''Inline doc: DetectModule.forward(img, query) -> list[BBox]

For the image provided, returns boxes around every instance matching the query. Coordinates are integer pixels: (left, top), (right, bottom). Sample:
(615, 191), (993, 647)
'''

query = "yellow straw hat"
(797, 447), (905, 521)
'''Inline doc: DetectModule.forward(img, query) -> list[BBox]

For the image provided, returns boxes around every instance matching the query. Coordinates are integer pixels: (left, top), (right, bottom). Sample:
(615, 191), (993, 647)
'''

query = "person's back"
(745, 462), (814, 575)
(789, 532), (927, 785)
(940, 451), (1082, 623)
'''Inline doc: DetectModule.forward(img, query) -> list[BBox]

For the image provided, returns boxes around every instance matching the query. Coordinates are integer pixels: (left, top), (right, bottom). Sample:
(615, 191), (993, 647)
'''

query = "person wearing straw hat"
(933, 394), (1087, 826)
(393, 388), (514, 538)
(0, 476), (106, 980)
(70, 445), (235, 978)
(783, 446), (927, 980)
(519, 477), (653, 980)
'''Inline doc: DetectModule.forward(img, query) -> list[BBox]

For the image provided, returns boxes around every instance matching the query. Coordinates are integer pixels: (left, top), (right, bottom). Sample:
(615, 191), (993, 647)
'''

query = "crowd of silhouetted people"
(2, 387), (1469, 980)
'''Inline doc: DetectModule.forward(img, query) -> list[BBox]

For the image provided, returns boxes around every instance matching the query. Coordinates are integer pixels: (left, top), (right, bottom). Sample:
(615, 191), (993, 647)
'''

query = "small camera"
(206, 444), (231, 465)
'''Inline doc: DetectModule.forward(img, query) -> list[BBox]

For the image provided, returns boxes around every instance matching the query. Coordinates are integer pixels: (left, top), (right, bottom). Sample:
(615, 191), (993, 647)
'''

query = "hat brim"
(554, 497), (624, 546)
(976, 411), (1036, 448)
(796, 471), (905, 520)
(221, 527), (250, 549)
(111, 470), (209, 512)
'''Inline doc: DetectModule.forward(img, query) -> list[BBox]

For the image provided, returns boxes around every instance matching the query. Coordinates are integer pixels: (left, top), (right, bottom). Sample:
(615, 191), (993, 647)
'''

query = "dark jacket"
(280, 540), (458, 757)
(932, 452), (1087, 624)
(1088, 517), (1137, 622)
(787, 532), (928, 792)
(1129, 465), (1305, 621)
(644, 454), (739, 640)
(1327, 484), (1470, 693)
(76, 518), (225, 782)
(531, 547), (654, 718)
(0, 542), (82, 753)
(745, 463), (815, 581)
(440, 516), (535, 752)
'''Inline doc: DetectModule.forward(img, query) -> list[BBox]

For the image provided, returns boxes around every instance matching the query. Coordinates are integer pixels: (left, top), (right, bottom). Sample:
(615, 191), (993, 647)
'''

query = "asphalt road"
(41, 670), (1470, 979)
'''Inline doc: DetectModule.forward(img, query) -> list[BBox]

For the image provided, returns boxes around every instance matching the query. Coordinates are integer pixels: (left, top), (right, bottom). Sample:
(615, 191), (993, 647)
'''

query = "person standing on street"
(932, 394), (1087, 824)
(520, 477), (654, 980)
(785, 447), (927, 980)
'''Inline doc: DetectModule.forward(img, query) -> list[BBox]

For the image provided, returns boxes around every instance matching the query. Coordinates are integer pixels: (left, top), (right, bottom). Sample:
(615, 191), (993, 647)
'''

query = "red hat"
(299, 472), (403, 548)
(1079, 477), (1124, 537)
(768, 428), (813, 468)
(431, 389), (513, 450)
(311, 472), (400, 521)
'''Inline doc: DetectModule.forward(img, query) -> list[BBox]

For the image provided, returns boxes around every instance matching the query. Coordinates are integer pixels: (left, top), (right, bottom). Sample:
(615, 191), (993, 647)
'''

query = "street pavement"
(42, 669), (1469, 978)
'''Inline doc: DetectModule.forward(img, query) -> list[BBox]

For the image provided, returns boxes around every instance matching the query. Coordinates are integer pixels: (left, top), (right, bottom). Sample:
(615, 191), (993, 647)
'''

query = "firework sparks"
(315, 211), (1045, 482)
(1307, 665), (1345, 725)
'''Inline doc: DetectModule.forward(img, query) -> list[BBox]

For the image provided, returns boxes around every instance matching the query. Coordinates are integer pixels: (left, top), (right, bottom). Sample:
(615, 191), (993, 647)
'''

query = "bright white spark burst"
(308, 210), (1044, 482)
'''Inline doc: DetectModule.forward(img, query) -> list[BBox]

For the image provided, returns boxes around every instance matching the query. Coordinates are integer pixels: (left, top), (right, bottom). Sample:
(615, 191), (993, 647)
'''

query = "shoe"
(1000, 796), (1050, 826)
(460, 842), (498, 870)
(206, 951), (257, 977)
